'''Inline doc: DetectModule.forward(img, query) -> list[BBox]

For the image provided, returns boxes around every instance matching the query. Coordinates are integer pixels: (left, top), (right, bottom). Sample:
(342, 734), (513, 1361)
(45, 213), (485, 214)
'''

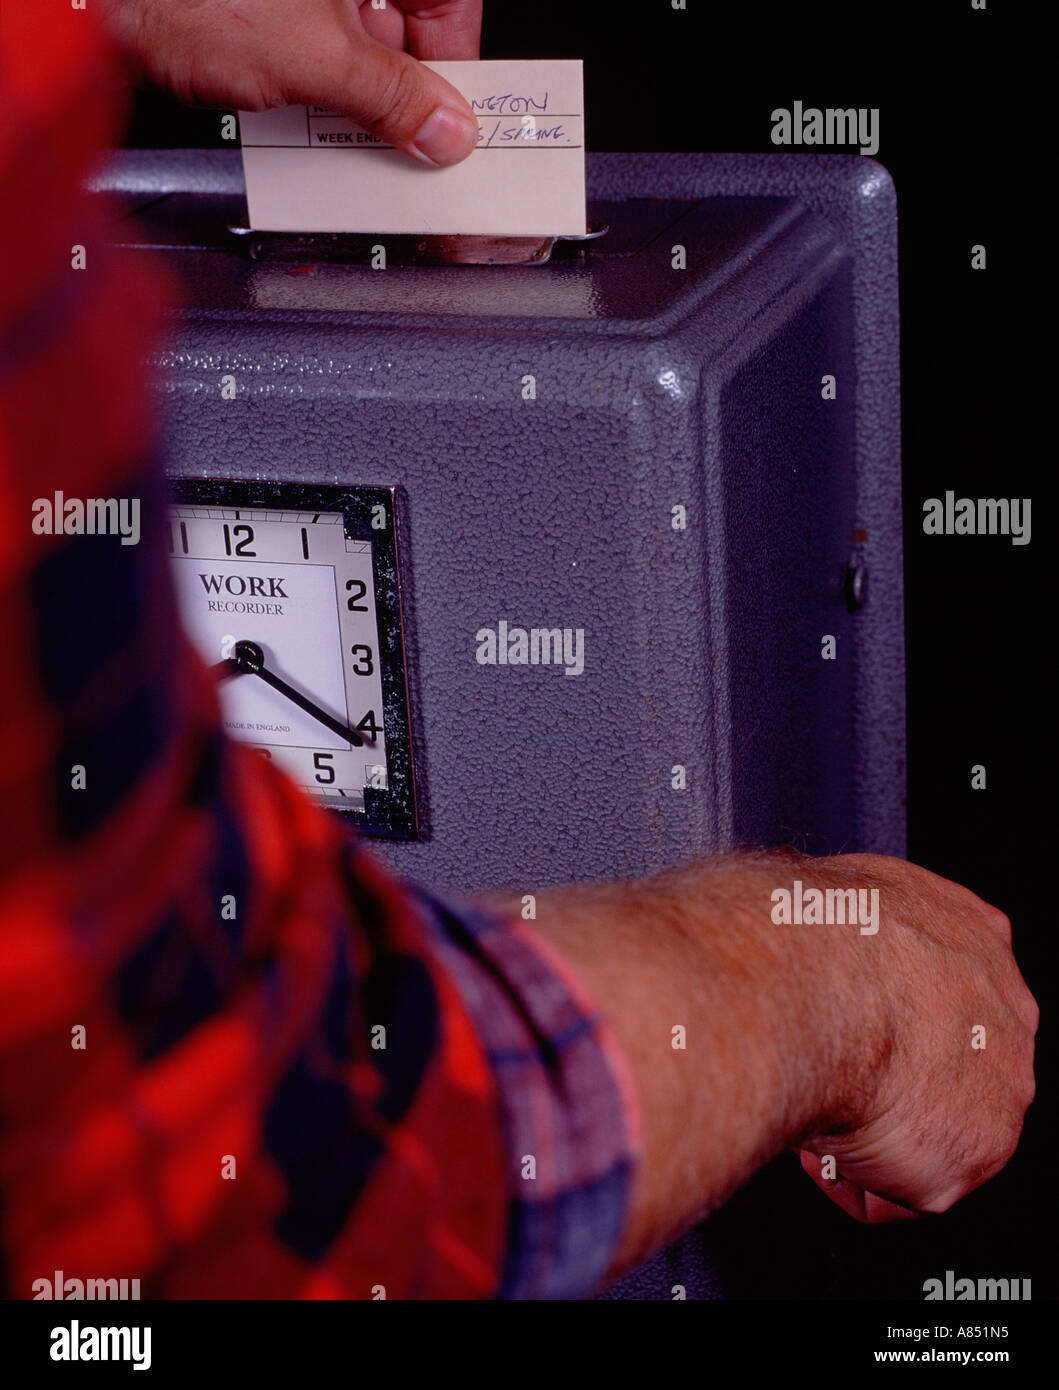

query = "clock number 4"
(356, 710), (381, 740)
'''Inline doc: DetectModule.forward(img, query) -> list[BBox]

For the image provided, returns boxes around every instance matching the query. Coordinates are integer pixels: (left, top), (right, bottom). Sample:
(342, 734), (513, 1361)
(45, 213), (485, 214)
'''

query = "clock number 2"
(346, 579), (369, 611)
(223, 523), (256, 557)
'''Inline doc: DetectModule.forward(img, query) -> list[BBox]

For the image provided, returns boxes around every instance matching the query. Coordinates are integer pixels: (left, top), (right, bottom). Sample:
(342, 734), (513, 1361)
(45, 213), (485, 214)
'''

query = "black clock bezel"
(168, 477), (418, 840)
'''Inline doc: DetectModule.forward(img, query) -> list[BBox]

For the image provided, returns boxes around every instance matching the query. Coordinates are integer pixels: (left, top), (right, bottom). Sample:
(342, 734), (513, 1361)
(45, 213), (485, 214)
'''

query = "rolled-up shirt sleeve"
(404, 880), (640, 1298)
(0, 0), (639, 1302)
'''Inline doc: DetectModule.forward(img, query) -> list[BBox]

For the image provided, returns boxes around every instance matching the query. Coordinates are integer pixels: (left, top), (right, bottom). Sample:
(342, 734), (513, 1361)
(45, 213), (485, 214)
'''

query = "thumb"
(795, 1149), (921, 1224)
(288, 32), (479, 167)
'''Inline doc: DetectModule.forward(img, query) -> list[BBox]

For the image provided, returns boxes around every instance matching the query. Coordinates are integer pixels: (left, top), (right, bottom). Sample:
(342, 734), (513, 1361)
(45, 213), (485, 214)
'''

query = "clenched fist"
(513, 849), (1038, 1275)
(796, 853), (1038, 1222)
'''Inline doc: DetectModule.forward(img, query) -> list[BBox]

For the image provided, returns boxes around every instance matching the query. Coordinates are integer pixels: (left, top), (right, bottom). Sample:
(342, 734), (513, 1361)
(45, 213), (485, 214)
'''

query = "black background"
(121, 1), (1051, 1299)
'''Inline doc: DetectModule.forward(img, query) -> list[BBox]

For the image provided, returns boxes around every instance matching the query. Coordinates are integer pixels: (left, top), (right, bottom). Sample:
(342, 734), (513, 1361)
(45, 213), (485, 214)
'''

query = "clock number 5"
(313, 752), (336, 784)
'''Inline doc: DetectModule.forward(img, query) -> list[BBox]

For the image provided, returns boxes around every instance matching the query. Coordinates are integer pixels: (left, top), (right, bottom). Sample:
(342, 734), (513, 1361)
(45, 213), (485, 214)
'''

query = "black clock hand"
(215, 640), (376, 750)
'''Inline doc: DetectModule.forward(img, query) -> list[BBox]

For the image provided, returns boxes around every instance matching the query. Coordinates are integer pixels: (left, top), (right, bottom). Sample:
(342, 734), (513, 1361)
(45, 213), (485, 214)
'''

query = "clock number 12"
(223, 523), (256, 557)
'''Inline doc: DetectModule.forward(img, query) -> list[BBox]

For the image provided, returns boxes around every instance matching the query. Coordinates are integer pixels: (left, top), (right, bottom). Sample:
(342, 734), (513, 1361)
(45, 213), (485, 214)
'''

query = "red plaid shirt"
(0, 2), (638, 1300)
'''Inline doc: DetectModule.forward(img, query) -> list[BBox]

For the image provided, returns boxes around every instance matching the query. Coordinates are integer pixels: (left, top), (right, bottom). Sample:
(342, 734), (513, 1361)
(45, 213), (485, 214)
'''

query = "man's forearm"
(477, 853), (889, 1281)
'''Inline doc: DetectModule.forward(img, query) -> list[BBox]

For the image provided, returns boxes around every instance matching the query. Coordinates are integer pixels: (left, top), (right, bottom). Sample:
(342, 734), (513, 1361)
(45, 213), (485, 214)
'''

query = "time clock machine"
(167, 479), (416, 839)
(106, 148), (903, 895)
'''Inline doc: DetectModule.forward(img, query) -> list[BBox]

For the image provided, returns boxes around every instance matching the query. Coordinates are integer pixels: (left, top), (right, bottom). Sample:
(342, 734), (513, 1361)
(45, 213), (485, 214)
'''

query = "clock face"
(167, 480), (417, 838)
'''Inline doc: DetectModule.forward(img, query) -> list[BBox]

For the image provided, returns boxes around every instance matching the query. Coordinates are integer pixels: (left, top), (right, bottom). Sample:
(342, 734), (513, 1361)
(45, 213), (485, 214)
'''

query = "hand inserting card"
(239, 60), (587, 236)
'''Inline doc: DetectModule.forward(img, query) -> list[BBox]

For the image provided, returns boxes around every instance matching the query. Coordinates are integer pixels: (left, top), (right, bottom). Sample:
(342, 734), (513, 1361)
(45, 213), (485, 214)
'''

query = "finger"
(285, 26), (478, 165)
(402, 0), (483, 60)
(357, 0), (407, 51)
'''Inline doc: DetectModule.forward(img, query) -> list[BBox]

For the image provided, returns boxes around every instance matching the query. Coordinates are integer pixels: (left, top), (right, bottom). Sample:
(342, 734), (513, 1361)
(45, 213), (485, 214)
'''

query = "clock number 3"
(350, 644), (374, 675)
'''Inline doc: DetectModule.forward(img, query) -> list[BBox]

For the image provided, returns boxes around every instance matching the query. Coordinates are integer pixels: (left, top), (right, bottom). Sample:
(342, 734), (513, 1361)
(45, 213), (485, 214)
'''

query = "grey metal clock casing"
(102, 149), (903, 891)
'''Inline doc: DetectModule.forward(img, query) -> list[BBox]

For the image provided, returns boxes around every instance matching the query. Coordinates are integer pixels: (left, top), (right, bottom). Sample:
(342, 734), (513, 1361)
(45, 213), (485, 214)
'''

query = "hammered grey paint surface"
(107, 151), (903, 897)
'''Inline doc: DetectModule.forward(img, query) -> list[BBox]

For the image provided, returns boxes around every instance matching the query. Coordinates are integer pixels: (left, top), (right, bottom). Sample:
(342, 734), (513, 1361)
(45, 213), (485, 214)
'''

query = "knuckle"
(1022, 991), (1041, 1033)
(986, 909), (1012, 940)
(368, 57), (422, 131)
(990, 1108), (1026, 1165)
(239, 80), (288, 114)
(257, 81), (295, 113)
(921, 1185), (961, 1215)
(1019, 1072), (1037, 1113)
(1002, 1122), (1024, 1164)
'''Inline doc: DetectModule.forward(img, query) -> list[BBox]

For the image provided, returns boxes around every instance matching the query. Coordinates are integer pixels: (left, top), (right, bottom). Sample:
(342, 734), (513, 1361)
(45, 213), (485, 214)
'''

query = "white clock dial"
(168, 505), (387, 807)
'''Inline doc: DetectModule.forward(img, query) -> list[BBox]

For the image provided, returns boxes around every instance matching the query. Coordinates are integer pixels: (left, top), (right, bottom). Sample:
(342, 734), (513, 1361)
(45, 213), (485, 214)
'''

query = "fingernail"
(410, 106), (478, 166)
